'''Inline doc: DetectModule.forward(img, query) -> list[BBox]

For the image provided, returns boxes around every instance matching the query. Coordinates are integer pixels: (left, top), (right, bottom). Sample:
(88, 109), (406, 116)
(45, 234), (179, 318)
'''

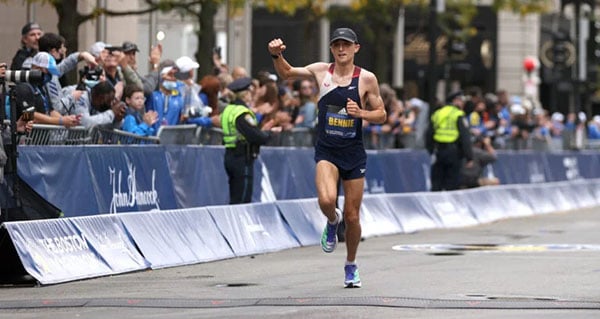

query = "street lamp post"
(561, 0), (593, 115)
(427, 0), (444, 109)
(427, 0), (438, 110)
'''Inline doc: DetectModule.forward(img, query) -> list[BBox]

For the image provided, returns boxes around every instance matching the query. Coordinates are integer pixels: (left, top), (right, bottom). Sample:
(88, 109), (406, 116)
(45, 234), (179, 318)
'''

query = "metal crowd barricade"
(157, 124), (200, 145)
(199, 127), (223, 146)
(24, 124), (91, 145)
(90, 126), (159, 145)
(280, 127), (314, 147)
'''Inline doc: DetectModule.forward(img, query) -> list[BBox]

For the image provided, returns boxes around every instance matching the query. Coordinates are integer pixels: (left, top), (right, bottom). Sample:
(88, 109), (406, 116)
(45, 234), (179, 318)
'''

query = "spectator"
(145, 66), (184, 132)
(76, 80), (126, 129)
(37, 32), (97, 116)
(14, 52), (80, 127)
(211, 46), (228, 75)
(231, 66), (248, 80)
(121, 41), (139, 69)
(467, 100), (489, 138)
(141, 54), (172, 98)
(407, 97), (429, 149)
(494, 89), (513, 148)
(89, 41), (108, 66)
(11, 22), (43, 70)
(365, 83), (403, 149)
(588, 115), (600, 140)
(294, 79), (317, 128)
(460, 135), (499, 188)
(531, 108), (552, 147)
(121, 84), (157, 136)
(550, 112), (565, 138)
(118, 41), (145, 91)
(173, 56), (212, 128)
(564, 111), (588, 150)
(102, 46), (124, 96)
(198, 74), (226, 129)
(252, 76), (278, 126)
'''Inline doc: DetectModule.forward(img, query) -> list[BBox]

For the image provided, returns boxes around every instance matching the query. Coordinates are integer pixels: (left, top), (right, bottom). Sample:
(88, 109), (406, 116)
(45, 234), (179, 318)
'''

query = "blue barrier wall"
(16, 145), (600, 217)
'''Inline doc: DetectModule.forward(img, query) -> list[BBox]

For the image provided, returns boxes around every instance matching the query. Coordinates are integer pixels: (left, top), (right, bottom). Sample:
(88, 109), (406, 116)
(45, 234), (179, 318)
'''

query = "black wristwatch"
(271, 54), (280, 59)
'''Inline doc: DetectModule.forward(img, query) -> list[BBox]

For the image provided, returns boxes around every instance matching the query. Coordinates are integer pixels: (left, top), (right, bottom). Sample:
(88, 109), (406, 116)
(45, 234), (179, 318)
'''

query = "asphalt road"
(1, 206), (599, 319)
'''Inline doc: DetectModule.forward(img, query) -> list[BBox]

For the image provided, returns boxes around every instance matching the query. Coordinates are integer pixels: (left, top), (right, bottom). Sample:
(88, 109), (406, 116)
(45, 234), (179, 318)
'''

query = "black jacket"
(10, 47), (36, 70)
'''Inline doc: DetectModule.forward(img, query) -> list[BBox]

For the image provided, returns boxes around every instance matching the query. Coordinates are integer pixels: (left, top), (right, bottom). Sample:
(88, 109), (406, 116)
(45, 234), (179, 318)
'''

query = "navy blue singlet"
(314, 64), (366, 171)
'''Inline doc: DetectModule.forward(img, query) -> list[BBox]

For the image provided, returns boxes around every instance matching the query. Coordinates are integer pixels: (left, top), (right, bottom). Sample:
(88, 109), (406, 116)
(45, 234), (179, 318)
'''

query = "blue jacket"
(121, 108), (156, 136)
(146, 89), (184, 132)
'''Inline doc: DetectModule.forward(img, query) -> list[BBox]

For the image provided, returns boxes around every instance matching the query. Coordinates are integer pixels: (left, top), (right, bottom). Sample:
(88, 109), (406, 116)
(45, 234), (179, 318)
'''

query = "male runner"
(268, 28), (386, 288)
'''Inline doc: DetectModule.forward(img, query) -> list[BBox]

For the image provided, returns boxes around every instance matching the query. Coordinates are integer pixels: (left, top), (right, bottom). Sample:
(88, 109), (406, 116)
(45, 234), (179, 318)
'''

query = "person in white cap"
(89, 41), (108, 66)
(268, 28), (387, 288)
(173, 56), (212, 126)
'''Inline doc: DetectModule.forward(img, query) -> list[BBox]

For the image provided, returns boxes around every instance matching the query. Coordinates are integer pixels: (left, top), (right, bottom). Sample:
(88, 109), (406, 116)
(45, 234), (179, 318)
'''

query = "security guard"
(221, 77), (275, 204)
(426, 91), (473, 191)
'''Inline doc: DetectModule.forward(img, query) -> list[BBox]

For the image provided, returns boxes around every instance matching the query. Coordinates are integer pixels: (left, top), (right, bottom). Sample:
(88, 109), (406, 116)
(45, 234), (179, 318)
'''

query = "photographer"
(12, 52), (80, 127)
(38, 32), (97, 115)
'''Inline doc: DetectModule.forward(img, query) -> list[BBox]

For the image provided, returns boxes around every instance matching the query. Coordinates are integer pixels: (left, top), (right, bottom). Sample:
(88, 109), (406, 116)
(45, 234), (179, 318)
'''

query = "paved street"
(1, 206), (599, 318)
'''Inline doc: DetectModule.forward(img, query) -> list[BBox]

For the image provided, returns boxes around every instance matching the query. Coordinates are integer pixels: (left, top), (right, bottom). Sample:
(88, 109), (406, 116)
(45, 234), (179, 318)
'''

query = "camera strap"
(0, 91), (6, 124)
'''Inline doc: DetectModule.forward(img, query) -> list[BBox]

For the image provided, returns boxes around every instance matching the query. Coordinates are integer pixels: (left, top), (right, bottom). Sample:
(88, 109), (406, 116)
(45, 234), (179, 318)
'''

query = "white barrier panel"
(118, 208), (235, 269)
(207, 203), (301, 256)
(3, 215), (148, 285)
(453, 189), (514, 224)
(563, 181), (597, 208)
(276, 198), (324, 247)
(414, 192), (479, 228)
(383, 194), (443, 233)
(360, 196), (404, 238)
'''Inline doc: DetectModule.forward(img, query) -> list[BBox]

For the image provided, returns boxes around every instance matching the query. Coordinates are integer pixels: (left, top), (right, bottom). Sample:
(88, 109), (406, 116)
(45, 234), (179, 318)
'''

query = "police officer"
(220, 77), (276, 204)
(426, 91), (473, 191)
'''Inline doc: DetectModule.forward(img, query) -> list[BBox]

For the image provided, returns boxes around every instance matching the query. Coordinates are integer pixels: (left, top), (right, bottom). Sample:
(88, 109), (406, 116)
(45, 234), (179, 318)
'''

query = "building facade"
(0, 0), (553, 103)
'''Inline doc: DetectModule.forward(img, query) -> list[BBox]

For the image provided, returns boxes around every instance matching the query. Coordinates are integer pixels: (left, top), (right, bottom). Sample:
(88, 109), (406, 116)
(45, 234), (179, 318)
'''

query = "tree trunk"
(196, 1), (218, 80)
(53, 0), (85, 84)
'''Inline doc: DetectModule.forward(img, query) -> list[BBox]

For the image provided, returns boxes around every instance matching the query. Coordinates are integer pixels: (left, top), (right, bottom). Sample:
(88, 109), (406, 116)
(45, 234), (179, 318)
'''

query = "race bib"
(325, 104), (357, 139)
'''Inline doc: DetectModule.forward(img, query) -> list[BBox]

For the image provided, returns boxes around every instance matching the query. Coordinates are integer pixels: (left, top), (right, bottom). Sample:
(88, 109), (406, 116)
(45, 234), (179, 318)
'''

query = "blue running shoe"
(321, 208), (341, 253)
(344, 264), (361, 288)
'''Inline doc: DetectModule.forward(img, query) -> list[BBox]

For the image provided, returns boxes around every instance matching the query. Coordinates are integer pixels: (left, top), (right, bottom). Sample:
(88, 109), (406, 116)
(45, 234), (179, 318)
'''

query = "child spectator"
(121, 84), (158, 136)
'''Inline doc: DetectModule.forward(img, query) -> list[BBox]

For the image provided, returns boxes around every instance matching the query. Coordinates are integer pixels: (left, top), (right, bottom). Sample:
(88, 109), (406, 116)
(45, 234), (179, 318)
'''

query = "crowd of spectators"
(365, 86), (600, 152)
(5, 21), (599, 153)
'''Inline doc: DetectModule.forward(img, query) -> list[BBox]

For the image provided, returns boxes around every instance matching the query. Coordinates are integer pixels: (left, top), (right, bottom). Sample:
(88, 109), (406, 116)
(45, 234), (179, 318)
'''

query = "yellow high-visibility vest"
(431, 105), (464, 143)
(221, 104), (255, 148)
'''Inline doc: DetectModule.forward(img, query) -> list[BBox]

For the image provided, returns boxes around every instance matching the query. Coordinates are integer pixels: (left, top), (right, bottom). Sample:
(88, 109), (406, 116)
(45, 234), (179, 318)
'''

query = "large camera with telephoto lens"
(0, 69), (44, 121)
(76, 65), (103, 90)
(1, 69), (44, 85)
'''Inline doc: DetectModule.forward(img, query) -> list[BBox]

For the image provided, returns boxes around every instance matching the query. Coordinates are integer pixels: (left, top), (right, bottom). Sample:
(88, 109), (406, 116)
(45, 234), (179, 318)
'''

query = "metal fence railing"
(89, 127), (159, 145)
(16, 123), (600, 151)
(24, 124), (92, 145)
(157, 124), (200, 145)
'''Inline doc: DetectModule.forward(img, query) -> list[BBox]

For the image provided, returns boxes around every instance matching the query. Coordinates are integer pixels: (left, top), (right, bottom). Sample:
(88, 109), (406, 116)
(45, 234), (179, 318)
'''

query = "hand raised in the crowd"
(143, 110), (158, 126)
(111, 100), (127, 122)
